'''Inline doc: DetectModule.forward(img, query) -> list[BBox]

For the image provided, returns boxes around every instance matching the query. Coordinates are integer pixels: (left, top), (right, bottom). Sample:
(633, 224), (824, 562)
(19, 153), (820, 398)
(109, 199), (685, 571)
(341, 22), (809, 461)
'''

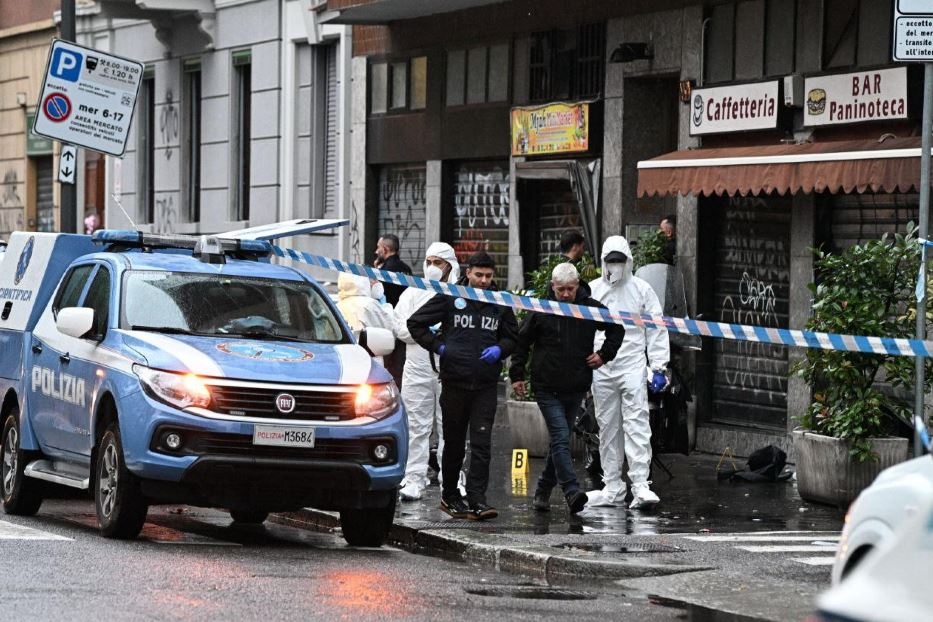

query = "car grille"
(207, 385), (356, 422)
(188, 432), (393, 462)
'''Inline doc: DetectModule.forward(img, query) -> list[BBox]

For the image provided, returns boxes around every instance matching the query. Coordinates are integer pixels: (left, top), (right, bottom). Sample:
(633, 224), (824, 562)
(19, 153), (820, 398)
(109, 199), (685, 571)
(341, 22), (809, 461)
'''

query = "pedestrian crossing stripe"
(0, 519), (72, 541)
(735, 545), (837, 553)
(683, 535), (840, 542)
(792, 557), (837, 566)
(680, 531), (839, 568)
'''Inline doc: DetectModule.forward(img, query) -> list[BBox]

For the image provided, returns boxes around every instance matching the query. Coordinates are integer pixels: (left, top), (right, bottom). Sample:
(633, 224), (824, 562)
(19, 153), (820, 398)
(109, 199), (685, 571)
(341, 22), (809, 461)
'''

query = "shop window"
(446, 44), (510, 106)
(370, 62), (388, 113)
(136, 68), (155, 224)
(529, 24), (604, 103)
(410, 56), (427, 110)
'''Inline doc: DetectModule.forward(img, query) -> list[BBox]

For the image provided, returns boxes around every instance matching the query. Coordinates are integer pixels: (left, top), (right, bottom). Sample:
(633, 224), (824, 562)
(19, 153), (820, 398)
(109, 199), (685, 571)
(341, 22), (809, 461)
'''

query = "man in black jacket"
(408, 251), (518, 520)
(509, 262), (624, 514)
(373, 234), (412, 306)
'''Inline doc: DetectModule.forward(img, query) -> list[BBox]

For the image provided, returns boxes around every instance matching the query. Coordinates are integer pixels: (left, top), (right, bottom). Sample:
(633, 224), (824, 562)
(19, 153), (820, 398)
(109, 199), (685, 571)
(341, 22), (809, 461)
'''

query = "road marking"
(792, 556), (837, 566)
(0, 519), (72, 541)
(684, 535), (840, 543)
(736, 545), (838, 553)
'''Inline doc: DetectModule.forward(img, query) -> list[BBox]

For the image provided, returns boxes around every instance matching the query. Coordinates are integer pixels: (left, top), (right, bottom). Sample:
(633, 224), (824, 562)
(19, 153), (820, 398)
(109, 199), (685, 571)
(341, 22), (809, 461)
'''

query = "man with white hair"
(509, 262), (624, 514)
(394, 242), (461, 501)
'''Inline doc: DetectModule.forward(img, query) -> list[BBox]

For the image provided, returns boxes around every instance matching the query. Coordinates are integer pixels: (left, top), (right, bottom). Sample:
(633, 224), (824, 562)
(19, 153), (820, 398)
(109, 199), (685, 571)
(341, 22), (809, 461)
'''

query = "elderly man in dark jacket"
(408, 251), (519, 521)
(509, 262), (624, 514)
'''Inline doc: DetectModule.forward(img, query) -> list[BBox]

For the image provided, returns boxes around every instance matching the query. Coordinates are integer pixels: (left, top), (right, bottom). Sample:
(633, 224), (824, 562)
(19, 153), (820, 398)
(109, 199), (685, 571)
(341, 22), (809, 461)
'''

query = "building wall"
(0, 22), (58, 238)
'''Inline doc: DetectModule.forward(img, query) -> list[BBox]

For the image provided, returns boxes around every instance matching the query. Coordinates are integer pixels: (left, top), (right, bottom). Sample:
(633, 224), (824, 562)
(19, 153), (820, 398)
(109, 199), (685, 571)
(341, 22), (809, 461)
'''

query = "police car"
(0, 223), (406, 544)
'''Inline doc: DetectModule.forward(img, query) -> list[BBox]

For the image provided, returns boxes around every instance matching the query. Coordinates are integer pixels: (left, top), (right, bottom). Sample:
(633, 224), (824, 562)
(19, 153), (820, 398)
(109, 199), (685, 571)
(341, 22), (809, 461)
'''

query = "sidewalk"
(273, 416), (845, 582)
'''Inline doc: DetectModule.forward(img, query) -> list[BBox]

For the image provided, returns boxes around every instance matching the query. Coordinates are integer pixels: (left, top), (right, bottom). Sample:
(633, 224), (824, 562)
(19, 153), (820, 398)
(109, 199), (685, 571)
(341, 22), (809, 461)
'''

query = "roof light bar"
(92, 230), (272, 257)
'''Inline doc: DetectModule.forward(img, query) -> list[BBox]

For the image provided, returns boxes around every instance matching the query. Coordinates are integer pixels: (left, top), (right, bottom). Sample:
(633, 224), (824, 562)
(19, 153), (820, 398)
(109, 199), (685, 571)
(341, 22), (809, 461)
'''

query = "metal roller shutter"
(535, 180), (581, 263)
(829, 192), (918, 251)
(323, 44), (339, 217)
(378, 164), (426, 269)
(450, 162), (510, 269)
(711, 196), (791, 431)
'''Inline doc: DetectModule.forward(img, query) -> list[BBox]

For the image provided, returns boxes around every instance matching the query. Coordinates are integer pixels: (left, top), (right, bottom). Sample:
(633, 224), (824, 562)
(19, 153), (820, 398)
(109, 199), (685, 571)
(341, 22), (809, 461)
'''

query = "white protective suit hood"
(337, 273), (395, 333)
(423, 242), (461, 284)
(600, 235), (634, 285)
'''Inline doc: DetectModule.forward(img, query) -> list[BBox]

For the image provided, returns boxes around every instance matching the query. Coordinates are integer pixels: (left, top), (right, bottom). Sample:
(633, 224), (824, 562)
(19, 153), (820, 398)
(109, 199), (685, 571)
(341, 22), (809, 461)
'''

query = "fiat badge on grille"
(275, 393), (296, 414)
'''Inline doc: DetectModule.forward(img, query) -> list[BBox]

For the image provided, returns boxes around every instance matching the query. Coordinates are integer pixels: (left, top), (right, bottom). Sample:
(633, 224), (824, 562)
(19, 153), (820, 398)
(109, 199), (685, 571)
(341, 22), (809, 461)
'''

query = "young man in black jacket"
(509, 262), (625, 513)
(407, 251), (518, 520)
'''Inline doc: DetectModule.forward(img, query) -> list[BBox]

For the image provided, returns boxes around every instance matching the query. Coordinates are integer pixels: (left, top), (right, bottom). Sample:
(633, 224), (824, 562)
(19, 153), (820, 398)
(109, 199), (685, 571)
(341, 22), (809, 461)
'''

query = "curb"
(270, 508), (713, 580)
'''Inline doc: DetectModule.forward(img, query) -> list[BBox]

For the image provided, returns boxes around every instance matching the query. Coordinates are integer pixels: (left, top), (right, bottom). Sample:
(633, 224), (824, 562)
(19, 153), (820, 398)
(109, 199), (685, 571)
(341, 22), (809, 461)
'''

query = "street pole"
(59, 0), (77, 233)
(916, 63), (933, 458)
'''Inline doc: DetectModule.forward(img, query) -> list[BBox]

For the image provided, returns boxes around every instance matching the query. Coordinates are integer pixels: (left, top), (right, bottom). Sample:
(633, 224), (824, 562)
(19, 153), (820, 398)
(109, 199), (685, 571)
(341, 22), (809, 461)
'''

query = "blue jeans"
(535, 390), (586, 497)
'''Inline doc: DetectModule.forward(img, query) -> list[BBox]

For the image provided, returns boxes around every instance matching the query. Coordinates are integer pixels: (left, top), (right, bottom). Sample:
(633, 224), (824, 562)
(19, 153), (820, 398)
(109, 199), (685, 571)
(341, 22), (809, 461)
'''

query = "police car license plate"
(252, 425), (316, 448)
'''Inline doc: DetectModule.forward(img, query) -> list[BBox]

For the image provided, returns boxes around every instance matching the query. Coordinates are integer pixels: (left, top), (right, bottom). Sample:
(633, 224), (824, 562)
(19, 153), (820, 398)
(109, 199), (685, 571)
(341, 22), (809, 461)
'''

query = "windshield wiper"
(221, 330), (308, 343)
(129, 325), (194, 335)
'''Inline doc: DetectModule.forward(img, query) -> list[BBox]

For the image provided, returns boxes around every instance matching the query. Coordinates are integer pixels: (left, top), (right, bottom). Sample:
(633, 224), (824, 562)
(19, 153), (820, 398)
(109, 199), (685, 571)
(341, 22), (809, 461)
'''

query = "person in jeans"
(407, 251), (518, 520)
(509, 262), (624, 514)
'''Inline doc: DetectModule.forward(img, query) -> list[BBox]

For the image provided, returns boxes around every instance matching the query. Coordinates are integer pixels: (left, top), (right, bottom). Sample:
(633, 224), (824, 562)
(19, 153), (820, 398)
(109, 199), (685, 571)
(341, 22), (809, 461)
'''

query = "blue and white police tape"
(271, 245), (933, 359)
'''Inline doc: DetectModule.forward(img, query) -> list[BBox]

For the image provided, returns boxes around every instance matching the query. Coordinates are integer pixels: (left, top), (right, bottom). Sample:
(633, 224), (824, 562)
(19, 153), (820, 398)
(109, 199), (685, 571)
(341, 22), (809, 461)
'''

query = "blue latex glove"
(437, 344), (446, 357)
(479, 345), (502, 364)
(649, 371), (668, 394)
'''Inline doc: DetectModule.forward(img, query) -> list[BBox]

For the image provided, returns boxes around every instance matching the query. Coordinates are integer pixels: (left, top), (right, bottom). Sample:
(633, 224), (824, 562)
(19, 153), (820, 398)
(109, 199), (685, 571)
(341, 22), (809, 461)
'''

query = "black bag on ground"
(718, 445), (793, 482)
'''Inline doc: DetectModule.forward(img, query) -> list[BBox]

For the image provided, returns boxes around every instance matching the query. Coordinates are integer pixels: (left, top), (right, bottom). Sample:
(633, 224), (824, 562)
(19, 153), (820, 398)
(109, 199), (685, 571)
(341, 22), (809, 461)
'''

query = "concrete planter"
(505, 399), (585, 459)
(792, 430), (909, 507)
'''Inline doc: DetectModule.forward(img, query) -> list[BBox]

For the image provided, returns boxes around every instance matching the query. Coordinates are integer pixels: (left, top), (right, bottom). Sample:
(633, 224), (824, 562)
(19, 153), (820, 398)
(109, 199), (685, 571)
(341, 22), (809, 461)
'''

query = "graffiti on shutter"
(378, 164), (426, 269)
(712, 195), (790, 430)
(451, 162), (510, 268)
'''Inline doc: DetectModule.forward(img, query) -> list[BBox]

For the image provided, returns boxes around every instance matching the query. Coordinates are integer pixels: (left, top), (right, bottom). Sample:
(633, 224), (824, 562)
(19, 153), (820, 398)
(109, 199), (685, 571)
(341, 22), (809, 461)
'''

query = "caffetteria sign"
(689, 81), (780, 136)
(804, 67), (907, 127)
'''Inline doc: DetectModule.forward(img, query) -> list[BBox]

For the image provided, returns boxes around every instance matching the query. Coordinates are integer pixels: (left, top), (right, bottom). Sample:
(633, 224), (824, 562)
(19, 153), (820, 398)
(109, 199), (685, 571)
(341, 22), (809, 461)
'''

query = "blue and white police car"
(0, 224), (406, 544)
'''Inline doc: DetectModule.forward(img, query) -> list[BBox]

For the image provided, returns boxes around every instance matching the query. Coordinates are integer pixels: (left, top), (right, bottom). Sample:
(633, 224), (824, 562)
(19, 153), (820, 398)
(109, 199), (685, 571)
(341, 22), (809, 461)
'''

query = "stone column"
(348, 55), (369, 264)
(786, 192), (816, 438)
(424, 159), (443, 248)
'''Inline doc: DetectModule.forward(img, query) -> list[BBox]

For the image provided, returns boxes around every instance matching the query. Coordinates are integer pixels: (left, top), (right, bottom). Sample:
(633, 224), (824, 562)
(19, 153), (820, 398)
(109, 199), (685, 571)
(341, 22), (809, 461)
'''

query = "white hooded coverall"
(589, 236), (670, 503)
(393, 242), (461, 494)
(336, 273), (397, 336)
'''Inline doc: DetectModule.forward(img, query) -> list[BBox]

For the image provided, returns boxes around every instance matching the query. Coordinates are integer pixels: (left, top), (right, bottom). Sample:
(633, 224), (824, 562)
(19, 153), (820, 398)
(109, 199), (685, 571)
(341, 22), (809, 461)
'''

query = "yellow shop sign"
(511, 102), (589, 156)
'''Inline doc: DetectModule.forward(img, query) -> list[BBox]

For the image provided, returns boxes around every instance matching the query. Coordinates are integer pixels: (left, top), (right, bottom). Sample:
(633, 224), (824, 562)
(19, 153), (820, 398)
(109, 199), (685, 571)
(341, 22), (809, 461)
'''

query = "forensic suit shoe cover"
(629, 483), (660, 509)
(585, 483), (627, 507)
(399, 482), (424, 501)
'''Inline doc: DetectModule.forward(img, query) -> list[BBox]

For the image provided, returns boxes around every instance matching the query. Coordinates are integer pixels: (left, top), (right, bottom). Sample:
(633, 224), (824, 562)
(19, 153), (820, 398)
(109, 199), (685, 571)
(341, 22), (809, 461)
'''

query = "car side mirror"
(57, 307), (95, 339)
(358, 327), (395, 357)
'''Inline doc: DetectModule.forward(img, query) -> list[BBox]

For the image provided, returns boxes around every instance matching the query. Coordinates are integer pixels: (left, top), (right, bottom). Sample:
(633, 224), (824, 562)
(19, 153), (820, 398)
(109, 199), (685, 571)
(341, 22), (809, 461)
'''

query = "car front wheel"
(95, 423), (148, 539)
(339, 491), (397, 547)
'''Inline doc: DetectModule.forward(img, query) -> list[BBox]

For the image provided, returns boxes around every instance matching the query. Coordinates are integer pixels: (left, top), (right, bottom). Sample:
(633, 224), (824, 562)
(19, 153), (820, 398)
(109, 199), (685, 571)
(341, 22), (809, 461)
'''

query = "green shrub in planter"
(795, 226), (932, 462)
(633, 229), (668, 269)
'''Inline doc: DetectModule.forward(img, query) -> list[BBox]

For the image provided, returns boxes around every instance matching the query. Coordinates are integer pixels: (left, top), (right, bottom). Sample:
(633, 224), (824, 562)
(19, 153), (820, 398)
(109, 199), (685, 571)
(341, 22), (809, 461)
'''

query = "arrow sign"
(59, 145), (77, 185)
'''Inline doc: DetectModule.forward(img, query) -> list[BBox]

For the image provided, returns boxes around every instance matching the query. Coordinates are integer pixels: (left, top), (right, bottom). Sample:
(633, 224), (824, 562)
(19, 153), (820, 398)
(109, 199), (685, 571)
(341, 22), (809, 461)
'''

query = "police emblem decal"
(14, 236), (34, 286)
(454, 297), (467, 310)
(217, 341), (314, 362)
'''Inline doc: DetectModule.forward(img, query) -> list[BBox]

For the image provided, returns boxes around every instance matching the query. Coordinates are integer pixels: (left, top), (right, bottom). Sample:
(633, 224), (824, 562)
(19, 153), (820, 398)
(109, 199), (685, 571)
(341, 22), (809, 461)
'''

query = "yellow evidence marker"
(511, 448), (530, 477)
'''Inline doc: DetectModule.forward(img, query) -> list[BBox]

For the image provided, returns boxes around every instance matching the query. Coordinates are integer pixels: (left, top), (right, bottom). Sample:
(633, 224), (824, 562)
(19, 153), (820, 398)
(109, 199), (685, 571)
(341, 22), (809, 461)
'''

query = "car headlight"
(354, 383), (399, 419)
(134, 364), (211, 410)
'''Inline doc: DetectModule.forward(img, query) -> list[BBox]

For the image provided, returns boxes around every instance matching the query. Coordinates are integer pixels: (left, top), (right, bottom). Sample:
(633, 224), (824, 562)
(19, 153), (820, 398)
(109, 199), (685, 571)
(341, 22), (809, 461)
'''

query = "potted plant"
(793, 227), (928, 507)
(506, 253), (598, 457)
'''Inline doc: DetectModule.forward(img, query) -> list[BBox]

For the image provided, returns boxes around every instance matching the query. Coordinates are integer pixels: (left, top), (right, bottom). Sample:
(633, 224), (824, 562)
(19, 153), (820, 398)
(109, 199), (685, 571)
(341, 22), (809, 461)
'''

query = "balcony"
(96, 0), (216, 49)
(321, 0), (509, 24)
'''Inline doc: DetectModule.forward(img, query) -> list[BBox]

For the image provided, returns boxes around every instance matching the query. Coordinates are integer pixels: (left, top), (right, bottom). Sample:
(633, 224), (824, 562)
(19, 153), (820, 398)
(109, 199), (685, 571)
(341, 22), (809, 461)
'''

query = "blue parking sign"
(50, 47), (82, 82)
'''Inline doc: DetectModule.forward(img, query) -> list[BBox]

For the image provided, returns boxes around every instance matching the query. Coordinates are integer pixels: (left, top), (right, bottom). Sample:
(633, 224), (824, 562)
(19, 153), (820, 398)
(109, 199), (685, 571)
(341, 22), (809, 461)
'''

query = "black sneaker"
(440, 497), (471, 519)
(566, 491), (588, 514)
(469, 502), (498, 521)
(533, 490), (551, 512)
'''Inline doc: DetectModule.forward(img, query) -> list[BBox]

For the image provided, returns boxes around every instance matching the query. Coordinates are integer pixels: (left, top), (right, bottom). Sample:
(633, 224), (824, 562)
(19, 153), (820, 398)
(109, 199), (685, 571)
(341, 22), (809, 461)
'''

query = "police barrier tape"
(271, 245), (933, 359)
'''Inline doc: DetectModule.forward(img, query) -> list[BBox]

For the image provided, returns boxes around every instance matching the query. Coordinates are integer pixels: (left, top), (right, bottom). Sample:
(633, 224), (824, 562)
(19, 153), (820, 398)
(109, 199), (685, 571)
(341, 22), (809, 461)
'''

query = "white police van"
(0, 224), (406, 544)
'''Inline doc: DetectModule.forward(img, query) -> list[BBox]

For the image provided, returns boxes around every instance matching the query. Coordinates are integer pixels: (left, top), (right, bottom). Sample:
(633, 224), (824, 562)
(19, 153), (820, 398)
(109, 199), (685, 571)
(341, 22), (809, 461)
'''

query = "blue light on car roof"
(91, 230), (272, 257)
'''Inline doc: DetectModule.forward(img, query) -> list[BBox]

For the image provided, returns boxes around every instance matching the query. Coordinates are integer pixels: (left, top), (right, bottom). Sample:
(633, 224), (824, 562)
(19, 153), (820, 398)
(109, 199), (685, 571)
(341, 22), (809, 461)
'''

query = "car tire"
(339, 491), (397, 547)
(1, 410), (44, 516)
(95, 423), (148, 539)
(229, 509), (269, 524)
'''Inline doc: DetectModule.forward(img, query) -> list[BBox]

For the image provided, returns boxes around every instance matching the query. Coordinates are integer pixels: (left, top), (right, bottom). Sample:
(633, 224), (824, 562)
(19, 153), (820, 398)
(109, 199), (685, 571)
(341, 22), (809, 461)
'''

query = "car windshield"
(121, 270), (347, 344)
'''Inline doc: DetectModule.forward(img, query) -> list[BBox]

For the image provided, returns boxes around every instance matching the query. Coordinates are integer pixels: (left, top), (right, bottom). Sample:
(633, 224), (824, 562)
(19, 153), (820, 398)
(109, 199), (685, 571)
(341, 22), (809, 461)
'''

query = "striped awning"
(637, 136), (926, 197)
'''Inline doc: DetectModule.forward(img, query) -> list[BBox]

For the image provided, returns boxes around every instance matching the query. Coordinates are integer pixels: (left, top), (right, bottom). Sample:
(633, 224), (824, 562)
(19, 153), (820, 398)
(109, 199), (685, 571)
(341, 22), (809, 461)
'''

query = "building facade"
(328, 0), (920, 457)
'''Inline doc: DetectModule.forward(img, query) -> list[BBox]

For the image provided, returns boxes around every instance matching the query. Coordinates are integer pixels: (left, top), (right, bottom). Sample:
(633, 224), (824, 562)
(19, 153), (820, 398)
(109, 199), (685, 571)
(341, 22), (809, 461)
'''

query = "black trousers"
(439, 384), (498, 505)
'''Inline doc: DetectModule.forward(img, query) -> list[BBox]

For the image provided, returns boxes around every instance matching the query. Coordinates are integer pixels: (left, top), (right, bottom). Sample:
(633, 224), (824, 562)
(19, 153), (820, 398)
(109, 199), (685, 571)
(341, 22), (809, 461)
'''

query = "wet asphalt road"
(1, 499), (700, 622)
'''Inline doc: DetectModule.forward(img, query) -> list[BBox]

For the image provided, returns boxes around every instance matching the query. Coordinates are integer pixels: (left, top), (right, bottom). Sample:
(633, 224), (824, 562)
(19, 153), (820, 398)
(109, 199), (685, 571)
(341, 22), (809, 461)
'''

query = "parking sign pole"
(916, 63), (933, 458)
(60, 0), (77, 233)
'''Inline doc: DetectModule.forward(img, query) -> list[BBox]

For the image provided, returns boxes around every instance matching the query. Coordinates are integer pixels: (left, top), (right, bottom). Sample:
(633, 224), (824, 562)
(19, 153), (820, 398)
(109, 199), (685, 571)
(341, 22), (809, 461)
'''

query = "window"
(530, 25), (604, 103)
(371, 57), (426, 114)
(447, 44), (510, 106)
(183, 59), (202, 222)
(410, 56), (427, 110)
(82, 268), (111, 340)
(370, 62), (388, 113)
(391, 61), (407, 109)
(54, 265), (94, 317)
(137, 69), (155, 224)
(311, 44), (340, 218)
(232, 50), (251, 222)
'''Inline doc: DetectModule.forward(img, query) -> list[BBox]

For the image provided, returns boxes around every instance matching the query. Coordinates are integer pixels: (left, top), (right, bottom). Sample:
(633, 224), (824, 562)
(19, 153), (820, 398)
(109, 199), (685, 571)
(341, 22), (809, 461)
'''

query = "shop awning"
(637, 137), (927, 197)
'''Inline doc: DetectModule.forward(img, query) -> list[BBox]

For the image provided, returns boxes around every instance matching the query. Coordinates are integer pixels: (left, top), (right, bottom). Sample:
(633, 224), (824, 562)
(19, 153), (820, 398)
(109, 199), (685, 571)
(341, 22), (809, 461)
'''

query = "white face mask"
(424, 264), (445, 282)
(371, 282), (385, 300)
(606, 263), (626, 284)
